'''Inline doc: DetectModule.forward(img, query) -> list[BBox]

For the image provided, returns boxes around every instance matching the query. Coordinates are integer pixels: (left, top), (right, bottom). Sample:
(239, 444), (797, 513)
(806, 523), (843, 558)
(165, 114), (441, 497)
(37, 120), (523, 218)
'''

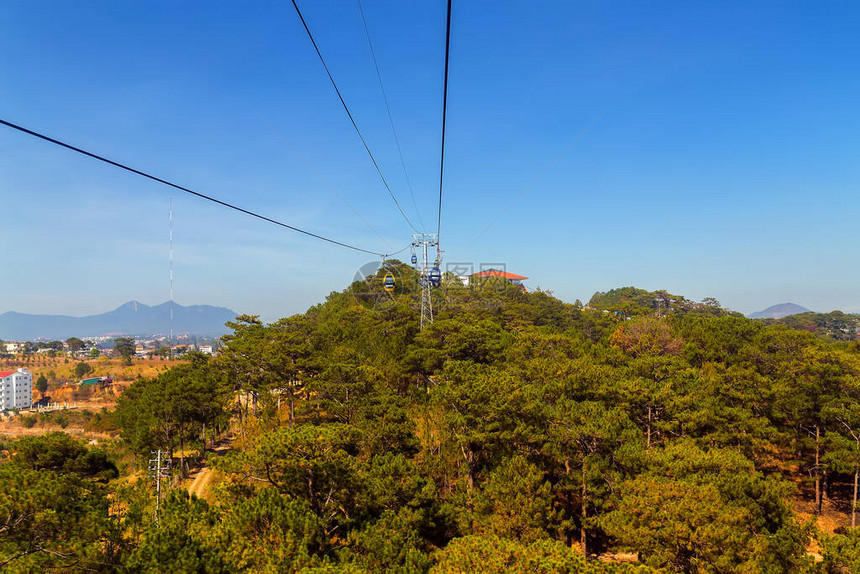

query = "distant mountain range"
(748, 303), (811, 320)
(0, 301), (238, 341)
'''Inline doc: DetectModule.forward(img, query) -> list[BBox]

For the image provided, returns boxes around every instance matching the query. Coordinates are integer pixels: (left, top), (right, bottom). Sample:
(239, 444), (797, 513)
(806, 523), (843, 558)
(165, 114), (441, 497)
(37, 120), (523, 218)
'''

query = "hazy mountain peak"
(116, 300), (148, 312)
(0, 301), (237, 340)
(748, 303), (810, 319)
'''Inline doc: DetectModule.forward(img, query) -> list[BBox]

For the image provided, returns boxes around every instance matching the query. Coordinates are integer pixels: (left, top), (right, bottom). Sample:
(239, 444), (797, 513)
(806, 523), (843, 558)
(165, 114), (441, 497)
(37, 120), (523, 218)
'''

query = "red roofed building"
(0, 368), (32, 410)
(471, 269), (529, 292)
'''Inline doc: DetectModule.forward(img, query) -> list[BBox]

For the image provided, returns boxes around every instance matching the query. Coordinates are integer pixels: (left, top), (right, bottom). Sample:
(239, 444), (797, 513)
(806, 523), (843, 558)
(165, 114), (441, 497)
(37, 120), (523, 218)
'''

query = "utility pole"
(149, 450), (171, 525)
(412, 233), (440, 330)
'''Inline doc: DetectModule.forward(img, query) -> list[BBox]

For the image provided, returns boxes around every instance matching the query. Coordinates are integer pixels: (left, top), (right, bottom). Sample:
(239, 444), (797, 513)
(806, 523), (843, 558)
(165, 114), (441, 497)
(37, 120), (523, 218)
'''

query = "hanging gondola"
(383, 272), (396, 292)
(429, 266), (441, 287)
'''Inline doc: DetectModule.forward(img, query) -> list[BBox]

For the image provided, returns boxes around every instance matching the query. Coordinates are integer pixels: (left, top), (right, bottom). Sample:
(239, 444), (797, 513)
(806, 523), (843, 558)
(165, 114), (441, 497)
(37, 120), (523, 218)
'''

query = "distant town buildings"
(0, 336), (219, 360)
(0, 368), (32, 410)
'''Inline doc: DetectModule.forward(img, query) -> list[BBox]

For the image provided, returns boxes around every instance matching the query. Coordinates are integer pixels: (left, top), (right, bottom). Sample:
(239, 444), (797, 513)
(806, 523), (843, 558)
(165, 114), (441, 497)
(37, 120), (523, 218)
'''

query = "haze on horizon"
(1, 1), (858, 323)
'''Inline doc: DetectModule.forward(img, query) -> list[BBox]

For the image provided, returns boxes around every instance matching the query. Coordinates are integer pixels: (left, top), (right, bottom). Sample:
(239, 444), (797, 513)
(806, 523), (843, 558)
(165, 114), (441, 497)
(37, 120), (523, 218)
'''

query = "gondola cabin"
(429, 266), (442, 287)
(383, 272), (396, 292)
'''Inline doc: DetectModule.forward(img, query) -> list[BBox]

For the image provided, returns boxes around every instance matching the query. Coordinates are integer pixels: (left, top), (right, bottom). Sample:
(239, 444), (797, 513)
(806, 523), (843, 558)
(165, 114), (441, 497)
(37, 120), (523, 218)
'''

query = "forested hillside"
(762, 311), (860, 342)
(3, 264), (860, 572)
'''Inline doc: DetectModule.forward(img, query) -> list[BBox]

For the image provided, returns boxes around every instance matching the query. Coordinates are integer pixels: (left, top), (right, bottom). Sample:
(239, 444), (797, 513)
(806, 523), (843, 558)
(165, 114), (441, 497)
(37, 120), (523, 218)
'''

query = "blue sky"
(1, 1), (858, 322)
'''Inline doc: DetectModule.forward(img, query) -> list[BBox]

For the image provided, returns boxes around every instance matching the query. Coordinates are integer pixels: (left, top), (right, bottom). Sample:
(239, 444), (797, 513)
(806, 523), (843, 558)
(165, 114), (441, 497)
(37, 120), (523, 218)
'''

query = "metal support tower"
(168, 198), (174, 357)
(149, 450), (171, 525)
(412, 233), (440, 330)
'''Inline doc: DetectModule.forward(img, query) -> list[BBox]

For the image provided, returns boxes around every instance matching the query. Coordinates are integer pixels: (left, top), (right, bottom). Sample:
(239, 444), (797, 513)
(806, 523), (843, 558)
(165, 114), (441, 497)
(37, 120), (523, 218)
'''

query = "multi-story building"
(0, 368), (33, 410)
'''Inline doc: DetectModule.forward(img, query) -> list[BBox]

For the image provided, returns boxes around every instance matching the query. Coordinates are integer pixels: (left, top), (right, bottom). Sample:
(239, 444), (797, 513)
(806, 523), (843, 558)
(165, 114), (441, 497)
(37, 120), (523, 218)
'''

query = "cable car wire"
(0, 117), (385, 257)
(436, 0), (453, 240)
(257, 113), (391, 249)
(356, 0), (425, 232)
(289, 0), (419, 234)
(384, 243), (412, 258)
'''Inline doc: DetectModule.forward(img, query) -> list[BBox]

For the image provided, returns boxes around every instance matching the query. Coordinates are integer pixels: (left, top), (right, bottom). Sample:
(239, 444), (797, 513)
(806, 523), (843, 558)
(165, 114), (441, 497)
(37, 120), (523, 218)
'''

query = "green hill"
(758, 310), (860, 342)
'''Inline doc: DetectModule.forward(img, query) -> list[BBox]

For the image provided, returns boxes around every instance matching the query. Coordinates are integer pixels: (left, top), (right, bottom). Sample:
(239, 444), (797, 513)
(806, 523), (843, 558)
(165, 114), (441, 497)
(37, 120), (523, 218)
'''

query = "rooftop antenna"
(169, 197), (174, 357)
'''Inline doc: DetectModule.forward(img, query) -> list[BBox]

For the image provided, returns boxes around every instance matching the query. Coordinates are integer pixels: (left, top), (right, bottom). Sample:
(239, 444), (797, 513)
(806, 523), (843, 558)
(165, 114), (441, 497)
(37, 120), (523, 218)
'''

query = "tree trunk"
(179, 434), (185, 478)
(289, 396), (295, 427)
(345, 388), (350, 425)
(461, 445), (475, 490)
(307, 470), (315, 513)
(557, 458), (570, 546)
(240, 390), (248, 436)
(581, 463), (588, 557)
(853, 465), (858, 529)
(815, 425), (822, 514)
(647, 404), (652, 450)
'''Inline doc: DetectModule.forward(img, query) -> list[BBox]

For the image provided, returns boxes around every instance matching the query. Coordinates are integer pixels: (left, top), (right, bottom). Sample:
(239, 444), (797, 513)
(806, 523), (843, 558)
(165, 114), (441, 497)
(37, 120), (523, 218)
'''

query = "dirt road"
(184, 437), (233, 499)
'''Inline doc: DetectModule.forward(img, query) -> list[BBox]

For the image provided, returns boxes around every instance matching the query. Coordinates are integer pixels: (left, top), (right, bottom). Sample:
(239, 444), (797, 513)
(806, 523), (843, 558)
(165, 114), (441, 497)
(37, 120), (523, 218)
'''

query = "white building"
(0, 368), (32, 410)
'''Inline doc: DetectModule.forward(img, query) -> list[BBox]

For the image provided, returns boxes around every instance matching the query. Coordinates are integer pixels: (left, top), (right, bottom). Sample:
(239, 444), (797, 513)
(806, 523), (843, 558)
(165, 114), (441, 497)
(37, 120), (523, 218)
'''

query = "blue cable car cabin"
(411, 254), (418, 265)
(383, 272), (396, 292)
(429, 266), (442, 287)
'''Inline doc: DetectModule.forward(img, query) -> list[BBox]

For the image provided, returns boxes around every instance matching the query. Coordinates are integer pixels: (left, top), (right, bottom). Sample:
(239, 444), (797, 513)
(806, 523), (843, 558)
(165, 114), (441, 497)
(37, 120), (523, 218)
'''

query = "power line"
(0, 117), (385, 257)
(357, 0), (425, 232)
(385, 242), (412, 258)
(437, 0), (453, 240)
(289, 0), (419, 233)
(256, 113), (392, 249)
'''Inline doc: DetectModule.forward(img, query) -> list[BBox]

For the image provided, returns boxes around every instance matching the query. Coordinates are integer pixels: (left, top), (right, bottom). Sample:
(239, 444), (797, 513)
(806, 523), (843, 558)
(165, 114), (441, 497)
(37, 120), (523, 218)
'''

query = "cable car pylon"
(412, 233), (440, 330)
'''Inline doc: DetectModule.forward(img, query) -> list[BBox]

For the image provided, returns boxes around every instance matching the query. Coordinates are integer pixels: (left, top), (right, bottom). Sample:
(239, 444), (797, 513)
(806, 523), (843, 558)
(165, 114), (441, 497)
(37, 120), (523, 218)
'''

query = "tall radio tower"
(169, 198), (174, 352)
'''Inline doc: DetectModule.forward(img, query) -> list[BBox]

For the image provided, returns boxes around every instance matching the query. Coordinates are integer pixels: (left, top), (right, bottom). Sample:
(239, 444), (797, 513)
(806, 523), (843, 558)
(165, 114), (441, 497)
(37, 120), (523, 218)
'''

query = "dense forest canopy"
(761, 311), (860, 342)
(3, 266), (860, 572)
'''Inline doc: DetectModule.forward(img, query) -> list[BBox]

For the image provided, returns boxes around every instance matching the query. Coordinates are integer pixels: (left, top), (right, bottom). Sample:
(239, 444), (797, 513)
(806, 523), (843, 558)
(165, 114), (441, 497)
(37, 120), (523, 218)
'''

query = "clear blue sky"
(1, 1), (858, 322)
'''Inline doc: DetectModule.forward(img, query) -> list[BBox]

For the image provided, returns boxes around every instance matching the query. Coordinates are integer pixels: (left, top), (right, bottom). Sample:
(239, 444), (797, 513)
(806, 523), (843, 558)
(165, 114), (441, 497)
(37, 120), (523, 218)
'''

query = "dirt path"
(187, 466), (215, 498)
(184, 437), (233, 499)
